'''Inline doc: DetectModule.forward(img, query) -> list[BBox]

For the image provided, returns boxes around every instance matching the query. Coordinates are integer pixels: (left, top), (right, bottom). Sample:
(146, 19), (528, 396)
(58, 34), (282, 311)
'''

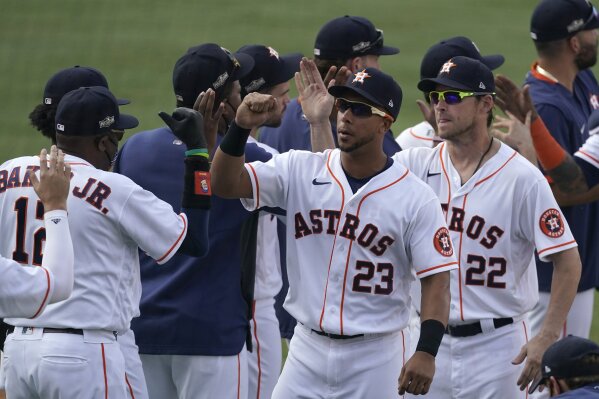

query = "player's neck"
(537, 57), (578, 92)
(445, 129), (497, 184)
(340, 148), (387, 179)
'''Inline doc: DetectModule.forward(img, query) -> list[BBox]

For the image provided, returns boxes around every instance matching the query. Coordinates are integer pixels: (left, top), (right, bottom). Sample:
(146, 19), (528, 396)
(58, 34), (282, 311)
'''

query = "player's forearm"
(310, 120), (335, 153)
(540, 247), (581, 340)
(41, 210), (74, 303)
(419, 271), (450, 326)
(211, 121), (253, 198)
(531, 118), (588, 195)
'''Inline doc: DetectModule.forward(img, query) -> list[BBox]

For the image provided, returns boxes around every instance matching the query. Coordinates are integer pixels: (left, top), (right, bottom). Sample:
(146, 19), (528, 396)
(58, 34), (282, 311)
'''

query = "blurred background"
(1, 0), (598, 340)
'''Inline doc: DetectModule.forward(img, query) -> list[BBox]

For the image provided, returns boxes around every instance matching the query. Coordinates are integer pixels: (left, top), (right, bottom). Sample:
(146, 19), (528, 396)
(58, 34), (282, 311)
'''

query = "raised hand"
(159, 107), (207, 150)
(295, 58), (336, 125)
(495, 75), (539, 124)
(234, 92), (278, 129)
(30, 145), (72, 212)
(193, 89), (224, 154)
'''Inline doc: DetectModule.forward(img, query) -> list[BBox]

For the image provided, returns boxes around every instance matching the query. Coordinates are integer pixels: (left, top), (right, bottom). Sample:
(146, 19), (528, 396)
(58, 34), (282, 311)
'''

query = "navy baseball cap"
(529, 336), (599, 393)
(173, 43), (255, 108)
(328, 67), (402, 120)
(314, 16), (399, 60)
(55, 86), (138, 136)
(236, 45), (302, 96)
(420, 36), (504, 80)
(531, 0), (599, 42)
(43, 66), (129, 106)
(418, 56), (495, 94)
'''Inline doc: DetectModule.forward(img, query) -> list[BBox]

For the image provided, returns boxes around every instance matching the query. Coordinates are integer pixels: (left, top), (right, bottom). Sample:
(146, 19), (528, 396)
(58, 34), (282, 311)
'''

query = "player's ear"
(568, 34), (581, 54)
(348, 57), (363, 73)
(95, 134), (110, 152)
(548, 377), (562, 395)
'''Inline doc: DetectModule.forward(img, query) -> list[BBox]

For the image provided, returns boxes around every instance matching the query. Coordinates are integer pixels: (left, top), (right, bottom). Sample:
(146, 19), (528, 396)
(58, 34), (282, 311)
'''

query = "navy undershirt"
(343, 156), (394, 193)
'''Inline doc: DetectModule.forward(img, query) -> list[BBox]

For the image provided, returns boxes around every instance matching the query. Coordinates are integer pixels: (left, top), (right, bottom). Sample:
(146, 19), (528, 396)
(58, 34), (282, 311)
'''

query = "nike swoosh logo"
(312, 178), (331, 185)
(427, 172), (441, 177)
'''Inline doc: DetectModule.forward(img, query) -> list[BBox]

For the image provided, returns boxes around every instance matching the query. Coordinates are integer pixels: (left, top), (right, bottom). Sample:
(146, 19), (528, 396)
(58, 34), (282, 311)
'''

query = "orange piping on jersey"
(474, 151), (518, 187)
(251, 300), (262, 399)
(65, 162), (92, 167)
(416, 261), (458, 276)
(101, 343), (108, 399)
(457, 194), (468, 321)
(537, 240), (577, 256)
(409, 128), (434, 141)
(156, 214), (187, 263)
(439, 143), (451, 222)
(319, 151), (346, 332)
(247, 163), (260, 209)
(125, 374), (135, 398)
(577, 149), (599, 164)
(30, 267), (51, 318)
(338, 169), (410, 334)
(530, 62), (558, 84)
(237, 353), (241, 399)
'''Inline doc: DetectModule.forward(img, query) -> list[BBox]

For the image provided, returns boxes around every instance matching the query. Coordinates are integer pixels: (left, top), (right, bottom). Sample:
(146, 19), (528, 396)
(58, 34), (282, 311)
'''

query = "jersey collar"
(64, 154), (93, 167)
(530, 61), (559, 84)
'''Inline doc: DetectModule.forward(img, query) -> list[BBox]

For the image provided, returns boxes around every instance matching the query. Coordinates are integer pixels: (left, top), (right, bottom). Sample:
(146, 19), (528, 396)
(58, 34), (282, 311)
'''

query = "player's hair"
(534, 40), (566, 58)
(474, 96), (494, 127)
(314, 56), (350, 80)
(29, 104), (57, 143)
(560, 354), (599, 390)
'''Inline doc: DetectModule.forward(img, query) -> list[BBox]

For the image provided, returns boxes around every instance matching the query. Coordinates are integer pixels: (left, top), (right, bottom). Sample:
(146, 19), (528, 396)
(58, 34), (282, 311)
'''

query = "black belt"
(7, 326), (84, 336)
(311, 329), (364, 340)
(445, 317), (514, 338)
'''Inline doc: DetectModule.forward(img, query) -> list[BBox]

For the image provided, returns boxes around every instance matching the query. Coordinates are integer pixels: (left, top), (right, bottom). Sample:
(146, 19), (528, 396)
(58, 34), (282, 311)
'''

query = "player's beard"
(338, 130), (376, 153)
(575, 41), (598, 70)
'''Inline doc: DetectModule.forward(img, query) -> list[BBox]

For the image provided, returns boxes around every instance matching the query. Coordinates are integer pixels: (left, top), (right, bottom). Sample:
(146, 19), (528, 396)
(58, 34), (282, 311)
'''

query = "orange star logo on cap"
(440, 61), (457, 74)
(353, 70), (371, 84)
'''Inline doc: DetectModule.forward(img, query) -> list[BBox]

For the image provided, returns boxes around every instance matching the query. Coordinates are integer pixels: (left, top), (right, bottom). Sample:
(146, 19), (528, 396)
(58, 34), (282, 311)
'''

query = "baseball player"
(25, 65), (149, 399)
(525, 0), (599, 343)
(115, 43), (267, 399)
(235, 44), (301, 399)
(0, 146), (73, 318)
(211, 63), (457, 397)
(1, 86), (211, 398)
(389, 57), (581, 398)
(396, 36), (504, 150)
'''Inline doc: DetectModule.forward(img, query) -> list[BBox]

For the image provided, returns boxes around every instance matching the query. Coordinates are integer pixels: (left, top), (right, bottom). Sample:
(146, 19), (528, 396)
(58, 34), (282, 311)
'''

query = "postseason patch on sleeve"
(433, 227), (454, 257)
(194, 171), (211, 196)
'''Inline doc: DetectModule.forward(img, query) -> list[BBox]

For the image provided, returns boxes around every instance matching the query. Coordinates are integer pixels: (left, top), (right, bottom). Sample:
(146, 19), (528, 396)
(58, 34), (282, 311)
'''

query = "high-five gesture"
(30, 145), (72, 212)
(295, 58), (336, 125)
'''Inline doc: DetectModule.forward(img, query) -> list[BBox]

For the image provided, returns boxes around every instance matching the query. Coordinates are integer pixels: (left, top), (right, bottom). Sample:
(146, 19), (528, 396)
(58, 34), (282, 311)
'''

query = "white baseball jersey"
(575, 132), (599, 168)
(393, 142), (577, 324)
(241, 148), (458, 335)
(396, 121), (436, 150)
(249, 137), (283, 300)
(0, 258), (53, 318)
(0, 154), (187, 332)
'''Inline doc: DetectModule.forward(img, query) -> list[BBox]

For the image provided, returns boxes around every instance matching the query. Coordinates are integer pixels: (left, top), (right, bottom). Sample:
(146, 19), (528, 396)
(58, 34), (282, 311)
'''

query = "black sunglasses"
(335, 97), (393, 121)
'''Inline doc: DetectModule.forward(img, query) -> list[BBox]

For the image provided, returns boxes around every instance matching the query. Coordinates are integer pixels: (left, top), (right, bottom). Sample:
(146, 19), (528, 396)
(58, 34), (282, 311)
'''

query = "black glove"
(159, 108), (207, 150)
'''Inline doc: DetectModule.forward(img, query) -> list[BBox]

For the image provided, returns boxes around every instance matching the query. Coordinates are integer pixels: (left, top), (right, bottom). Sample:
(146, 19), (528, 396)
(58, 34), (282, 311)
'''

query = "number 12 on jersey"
(12, 197), (45, 265)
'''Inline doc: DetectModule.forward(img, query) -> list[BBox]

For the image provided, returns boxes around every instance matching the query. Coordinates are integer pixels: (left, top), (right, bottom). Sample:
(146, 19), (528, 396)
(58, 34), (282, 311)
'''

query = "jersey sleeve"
(0, 258), (54, 318)
(119, 183), (188, 265)
(406, 196), (458, 278)
(241, 151), (292, 212)
(536, 104), (575, 151)
(575, 133), (599, 169)
(519, 178), (577, 262)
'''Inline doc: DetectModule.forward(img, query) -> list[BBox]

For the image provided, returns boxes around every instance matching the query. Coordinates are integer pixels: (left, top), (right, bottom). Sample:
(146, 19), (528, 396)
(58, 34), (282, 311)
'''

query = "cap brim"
(232, 52), (256, 80)
(274, 53), (303, 85)
(117, 98), (130, 106)
(328, 85), (389, 115)
(114, 113), (139, 130)
(417, 76), (474, 93)
(370, 45), (400, 56)
(481, 55), (505, 71)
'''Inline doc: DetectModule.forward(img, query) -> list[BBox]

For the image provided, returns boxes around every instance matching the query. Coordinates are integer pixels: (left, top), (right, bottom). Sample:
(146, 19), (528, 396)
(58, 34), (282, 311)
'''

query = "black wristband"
(219, 121), (251, 157)
(415, 319), (445, 357)
(182, 156), (211, 209)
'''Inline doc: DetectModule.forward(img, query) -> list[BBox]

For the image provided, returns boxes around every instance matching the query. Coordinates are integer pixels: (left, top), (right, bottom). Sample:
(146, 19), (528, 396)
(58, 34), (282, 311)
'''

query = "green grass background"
(1, 0), (598, 341)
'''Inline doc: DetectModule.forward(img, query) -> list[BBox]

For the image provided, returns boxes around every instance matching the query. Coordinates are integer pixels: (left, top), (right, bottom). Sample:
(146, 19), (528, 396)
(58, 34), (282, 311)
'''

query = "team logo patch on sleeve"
(433, 227), (453, 257)
(539, 208), (565, 238)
